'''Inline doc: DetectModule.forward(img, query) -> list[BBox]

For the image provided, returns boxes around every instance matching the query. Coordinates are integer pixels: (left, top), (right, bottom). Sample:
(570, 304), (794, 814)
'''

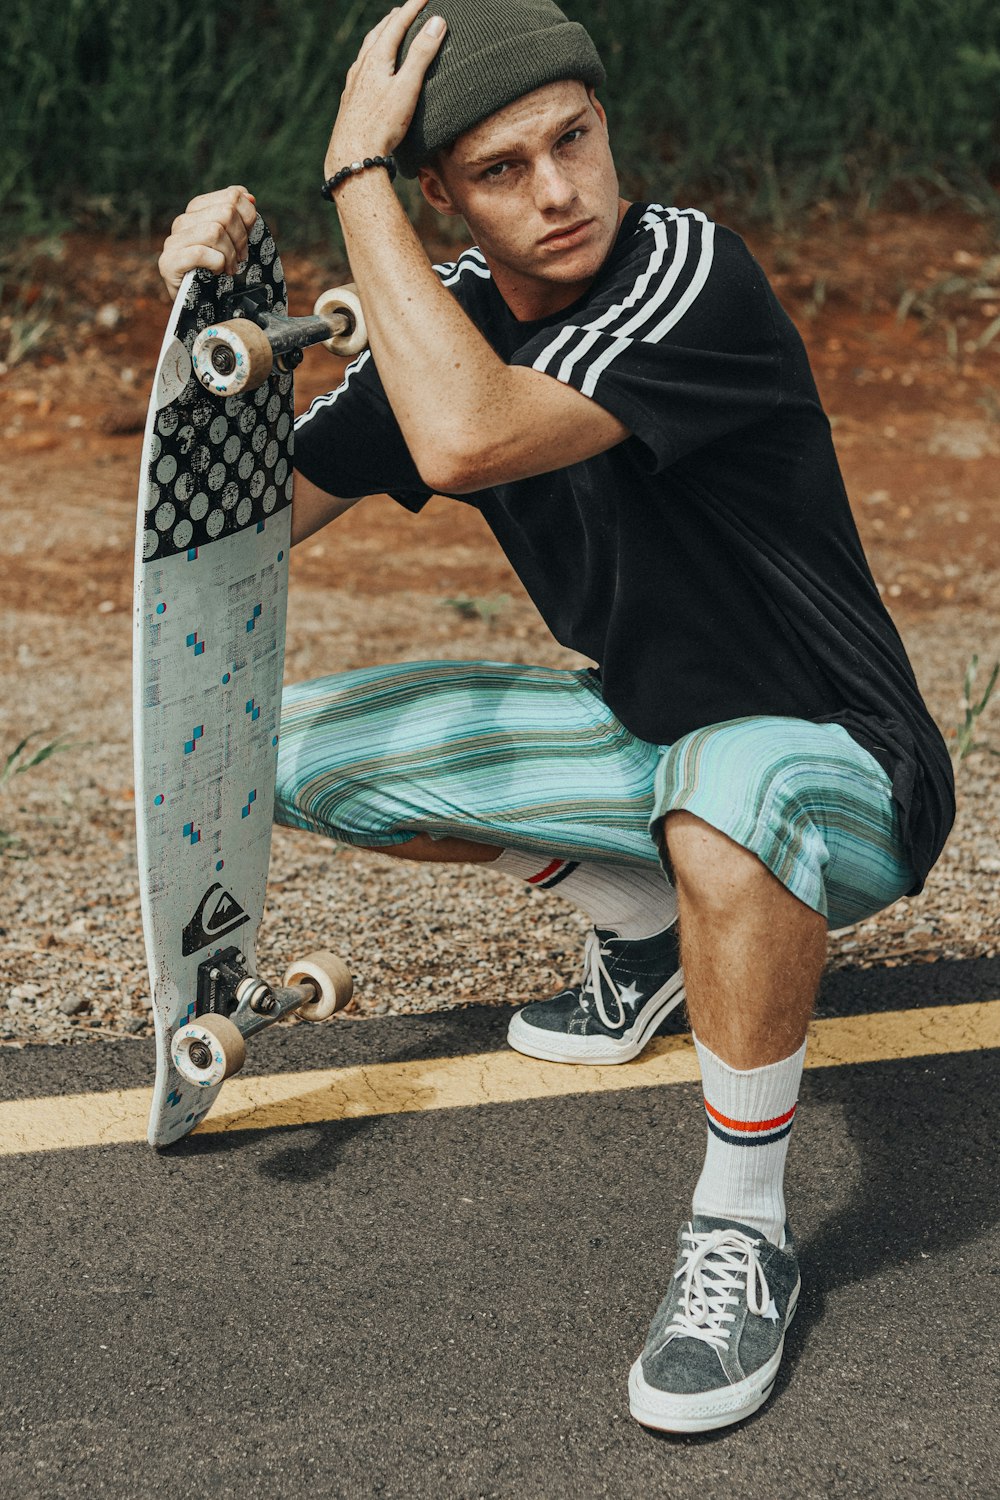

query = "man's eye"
(559, 128), (585, 146)
(483, 163), (509, 180)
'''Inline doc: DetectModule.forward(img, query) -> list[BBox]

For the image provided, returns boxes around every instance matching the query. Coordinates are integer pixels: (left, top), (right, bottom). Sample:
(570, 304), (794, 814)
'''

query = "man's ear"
(417, 162), (459, 217)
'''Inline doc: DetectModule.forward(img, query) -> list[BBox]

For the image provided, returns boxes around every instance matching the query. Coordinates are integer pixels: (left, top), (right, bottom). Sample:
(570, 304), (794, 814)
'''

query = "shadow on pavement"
(778, 1043), (1000, 1395)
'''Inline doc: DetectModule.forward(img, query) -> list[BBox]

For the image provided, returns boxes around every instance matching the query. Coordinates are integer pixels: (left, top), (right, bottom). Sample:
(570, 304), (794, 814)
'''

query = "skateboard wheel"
(171, 1013), (247, 1086)
(283, 951), (354, 1021)
(191, 319), (273, 397)
(313, 284), (367, 359)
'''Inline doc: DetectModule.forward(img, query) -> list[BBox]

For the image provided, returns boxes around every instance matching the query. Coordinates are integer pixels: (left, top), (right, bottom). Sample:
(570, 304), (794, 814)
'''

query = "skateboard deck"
(133, 215), (355, 1149)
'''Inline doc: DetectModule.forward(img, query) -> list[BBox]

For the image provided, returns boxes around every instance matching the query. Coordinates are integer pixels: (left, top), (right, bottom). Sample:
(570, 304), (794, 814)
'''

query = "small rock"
(927, 419), (999, 461)
(59, 996), (88, 1016)
(98, 402), (146, 436)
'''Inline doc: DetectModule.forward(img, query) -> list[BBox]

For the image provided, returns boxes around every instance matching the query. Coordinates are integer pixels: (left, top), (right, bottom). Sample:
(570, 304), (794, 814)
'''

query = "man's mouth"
(538, 219), (594, 248)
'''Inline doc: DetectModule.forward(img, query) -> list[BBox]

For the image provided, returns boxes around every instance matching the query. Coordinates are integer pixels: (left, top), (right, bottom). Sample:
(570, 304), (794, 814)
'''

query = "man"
(159, 0), (954, 1434)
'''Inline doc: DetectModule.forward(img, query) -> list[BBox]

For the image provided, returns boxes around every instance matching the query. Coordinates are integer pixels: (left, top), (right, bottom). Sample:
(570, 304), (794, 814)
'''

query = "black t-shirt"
(294, 203), (955, 890)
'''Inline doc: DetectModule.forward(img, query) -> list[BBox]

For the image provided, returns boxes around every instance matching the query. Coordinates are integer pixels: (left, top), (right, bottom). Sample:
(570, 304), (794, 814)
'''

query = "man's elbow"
(414, 438), (495, 497)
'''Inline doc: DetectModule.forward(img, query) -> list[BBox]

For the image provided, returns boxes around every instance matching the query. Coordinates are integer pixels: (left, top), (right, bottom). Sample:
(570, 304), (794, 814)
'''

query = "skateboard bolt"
(211, 346), (237, 376)
(188, 1041), (213, 1072)
(242, 979), (277, 1015)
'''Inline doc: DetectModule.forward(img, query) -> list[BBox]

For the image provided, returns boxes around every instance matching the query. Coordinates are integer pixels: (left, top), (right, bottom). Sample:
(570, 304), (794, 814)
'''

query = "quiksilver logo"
(182, 883), (250, 956)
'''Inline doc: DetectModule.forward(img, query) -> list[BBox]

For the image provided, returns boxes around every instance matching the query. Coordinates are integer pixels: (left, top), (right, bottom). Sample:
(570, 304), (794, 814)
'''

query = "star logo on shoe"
(762, 1297), (780, 1323)
(617, 981), (644, 1010)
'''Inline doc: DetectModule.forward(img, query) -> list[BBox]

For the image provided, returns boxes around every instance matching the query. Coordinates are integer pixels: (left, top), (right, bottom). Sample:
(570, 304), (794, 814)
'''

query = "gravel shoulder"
(0, 580), (996, 1049)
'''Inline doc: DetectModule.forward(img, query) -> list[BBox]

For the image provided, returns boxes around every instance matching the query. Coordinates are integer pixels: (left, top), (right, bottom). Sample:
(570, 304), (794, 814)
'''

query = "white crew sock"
(491, 850), (677, 939)
(691, 1032), (807, 1247)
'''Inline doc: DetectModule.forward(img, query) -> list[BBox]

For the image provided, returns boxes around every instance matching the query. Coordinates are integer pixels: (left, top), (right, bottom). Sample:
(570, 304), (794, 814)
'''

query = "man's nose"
(533, 156), (579, 212)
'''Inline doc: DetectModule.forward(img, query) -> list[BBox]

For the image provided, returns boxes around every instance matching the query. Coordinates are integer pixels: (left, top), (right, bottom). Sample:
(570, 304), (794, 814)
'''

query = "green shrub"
(2, 0), (998, 235)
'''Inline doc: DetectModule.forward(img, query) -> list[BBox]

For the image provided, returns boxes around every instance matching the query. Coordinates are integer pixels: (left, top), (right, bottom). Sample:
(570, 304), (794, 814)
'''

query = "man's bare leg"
(361, 834), (676, 940)
(662, 809), (826, 1247)
(359, 834), (502, 863)
(662, 810), (826, 1067)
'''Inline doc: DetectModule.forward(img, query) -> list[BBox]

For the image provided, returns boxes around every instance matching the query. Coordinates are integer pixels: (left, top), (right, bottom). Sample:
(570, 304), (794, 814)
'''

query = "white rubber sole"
(506, 969), (686, 1065)
(627, 1279), (800, 1434)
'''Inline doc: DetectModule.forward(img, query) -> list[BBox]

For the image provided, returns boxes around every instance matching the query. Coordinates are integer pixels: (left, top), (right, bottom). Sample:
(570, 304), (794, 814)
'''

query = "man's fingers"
(179, 185), (257, 237)
(157, 220), (246, 298)
(157, 243), (227, 299)
(362, 0), (430, 65)
(356, 6), (402, 63)
(394, 9), (446, 76)
(170, 209), (249, 264)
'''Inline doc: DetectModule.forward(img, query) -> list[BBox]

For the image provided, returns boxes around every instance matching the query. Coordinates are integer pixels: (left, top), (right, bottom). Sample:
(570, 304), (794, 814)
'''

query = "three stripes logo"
(182, 883), (250, 957)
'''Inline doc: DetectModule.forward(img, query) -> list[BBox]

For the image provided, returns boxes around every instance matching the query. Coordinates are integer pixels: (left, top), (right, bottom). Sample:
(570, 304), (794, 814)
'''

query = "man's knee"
(661, 810), (779, 912)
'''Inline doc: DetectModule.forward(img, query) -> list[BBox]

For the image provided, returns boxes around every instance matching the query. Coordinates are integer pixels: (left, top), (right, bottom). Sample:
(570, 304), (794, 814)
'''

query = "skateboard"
(132, 212), (367, 1148)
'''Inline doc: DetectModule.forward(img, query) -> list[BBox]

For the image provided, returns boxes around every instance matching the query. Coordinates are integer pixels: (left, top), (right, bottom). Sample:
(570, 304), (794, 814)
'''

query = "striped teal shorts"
(275, 660), (915, 930)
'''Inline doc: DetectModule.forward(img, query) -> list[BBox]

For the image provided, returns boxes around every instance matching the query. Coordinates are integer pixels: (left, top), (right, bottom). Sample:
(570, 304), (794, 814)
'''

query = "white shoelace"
(666, 1226), (771, 1351)
(581, 929), (630, 1029)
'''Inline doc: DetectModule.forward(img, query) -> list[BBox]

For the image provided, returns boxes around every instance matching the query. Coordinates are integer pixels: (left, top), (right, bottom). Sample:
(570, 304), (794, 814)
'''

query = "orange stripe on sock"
(528, 858), (566, 885)
(704, 1099), (797, 1133)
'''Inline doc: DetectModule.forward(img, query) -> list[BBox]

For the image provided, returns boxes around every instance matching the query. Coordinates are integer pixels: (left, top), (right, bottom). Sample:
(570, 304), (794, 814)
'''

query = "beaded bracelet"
(320, 155), (397, 199)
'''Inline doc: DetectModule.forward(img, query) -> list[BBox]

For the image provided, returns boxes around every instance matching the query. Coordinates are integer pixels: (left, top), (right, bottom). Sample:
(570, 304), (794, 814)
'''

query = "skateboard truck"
(190, 283), (367, 398)
(170, 946), (354, 1088)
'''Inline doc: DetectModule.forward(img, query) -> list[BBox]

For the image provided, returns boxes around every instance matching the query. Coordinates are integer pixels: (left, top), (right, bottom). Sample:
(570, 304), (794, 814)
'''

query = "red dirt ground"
(2, 204), (999, 618)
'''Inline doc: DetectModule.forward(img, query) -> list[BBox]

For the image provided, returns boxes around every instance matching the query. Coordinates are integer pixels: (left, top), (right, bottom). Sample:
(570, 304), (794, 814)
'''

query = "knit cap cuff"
(396, 15), (605, 177)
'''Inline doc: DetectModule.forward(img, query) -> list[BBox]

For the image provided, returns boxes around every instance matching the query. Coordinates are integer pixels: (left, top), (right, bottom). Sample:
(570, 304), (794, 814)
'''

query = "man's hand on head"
(324, 0), (446, 178)
(157, 186), (258, 299)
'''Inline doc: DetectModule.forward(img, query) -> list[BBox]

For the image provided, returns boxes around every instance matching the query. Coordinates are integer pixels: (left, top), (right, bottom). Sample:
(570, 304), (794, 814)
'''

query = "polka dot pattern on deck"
(141, 214), (293, 563)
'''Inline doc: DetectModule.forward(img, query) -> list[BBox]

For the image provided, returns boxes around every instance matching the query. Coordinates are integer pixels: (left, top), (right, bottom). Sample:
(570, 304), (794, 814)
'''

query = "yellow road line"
(1, 999), (998, 1158)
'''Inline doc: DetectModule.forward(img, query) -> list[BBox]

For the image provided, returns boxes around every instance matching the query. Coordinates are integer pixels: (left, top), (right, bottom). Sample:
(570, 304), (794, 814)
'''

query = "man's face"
(418, 80), (623, 317)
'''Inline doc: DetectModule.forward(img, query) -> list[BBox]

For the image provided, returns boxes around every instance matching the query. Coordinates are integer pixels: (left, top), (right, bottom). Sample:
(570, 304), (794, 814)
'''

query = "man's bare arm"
(322, 1), (630, 496)
(330, 189), (630, 495)
(291, 476), (367, 546)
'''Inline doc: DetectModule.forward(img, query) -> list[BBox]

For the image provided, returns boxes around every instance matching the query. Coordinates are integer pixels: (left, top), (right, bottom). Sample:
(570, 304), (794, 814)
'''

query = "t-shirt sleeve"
(292, 347), (433, 512)
(510, 212), (782, 472)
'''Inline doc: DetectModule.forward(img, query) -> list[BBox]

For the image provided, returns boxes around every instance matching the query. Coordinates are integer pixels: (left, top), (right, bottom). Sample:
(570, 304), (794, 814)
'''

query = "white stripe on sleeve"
(436, 248), (491, 287)
(580, 337), (632, 400)
(528, 208), (714, 392)
(532, 323), (577, 375)
(646, 219), (716, 342)
(293, 349), (372, 432)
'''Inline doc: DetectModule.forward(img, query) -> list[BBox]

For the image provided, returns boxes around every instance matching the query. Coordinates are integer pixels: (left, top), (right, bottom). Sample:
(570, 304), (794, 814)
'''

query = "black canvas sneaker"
(506, 923), (685, 1064)
(629, 1216), (801, 1434)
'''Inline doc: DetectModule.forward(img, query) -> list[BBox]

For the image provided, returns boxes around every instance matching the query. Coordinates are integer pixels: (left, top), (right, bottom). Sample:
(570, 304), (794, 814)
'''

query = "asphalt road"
(1, 956), (998, 1500)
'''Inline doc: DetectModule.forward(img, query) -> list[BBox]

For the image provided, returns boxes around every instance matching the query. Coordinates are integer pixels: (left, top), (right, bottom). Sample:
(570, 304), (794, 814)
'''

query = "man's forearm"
(291, 475), (366, 546)
(331, 171), (519, 488)
(330, 172), (628, 492)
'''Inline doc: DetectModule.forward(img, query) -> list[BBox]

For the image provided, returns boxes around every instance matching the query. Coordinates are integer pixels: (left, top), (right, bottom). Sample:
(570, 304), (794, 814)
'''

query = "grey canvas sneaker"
(506, 923), (685, 1064)
(628, 1216), (801, 1433)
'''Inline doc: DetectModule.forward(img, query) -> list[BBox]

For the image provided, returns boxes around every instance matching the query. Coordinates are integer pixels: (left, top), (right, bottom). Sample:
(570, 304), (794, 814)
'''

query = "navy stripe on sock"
(705, 1116), (795, 1148)
(538, 860), (580, 889)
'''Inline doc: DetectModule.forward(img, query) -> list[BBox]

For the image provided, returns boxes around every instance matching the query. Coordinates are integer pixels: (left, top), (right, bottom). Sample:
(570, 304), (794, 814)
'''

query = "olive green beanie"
(395, 0), (605, 178)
